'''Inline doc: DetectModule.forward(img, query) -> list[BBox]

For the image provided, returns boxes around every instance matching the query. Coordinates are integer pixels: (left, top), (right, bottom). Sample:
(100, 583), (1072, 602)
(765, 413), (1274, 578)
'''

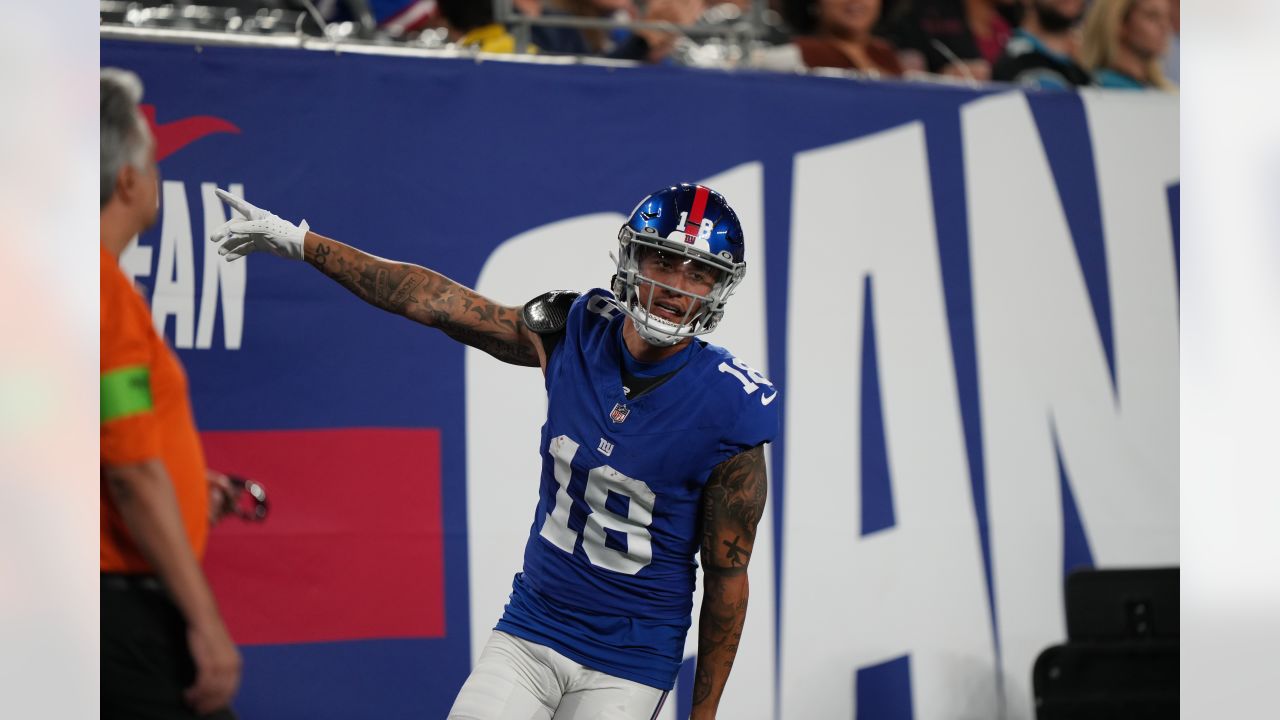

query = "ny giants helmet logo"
(683, 218), (715, 245)
(679, 185), (716, 246)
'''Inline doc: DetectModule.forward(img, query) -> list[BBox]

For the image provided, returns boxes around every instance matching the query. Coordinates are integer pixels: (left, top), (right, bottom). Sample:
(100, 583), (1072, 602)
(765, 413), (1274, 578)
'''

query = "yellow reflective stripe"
(101, 365), (153, 423)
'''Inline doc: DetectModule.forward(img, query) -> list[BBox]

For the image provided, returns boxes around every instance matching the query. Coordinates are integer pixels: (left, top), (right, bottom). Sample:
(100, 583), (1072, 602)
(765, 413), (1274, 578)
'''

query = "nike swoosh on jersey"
(760, 390), (778, 406)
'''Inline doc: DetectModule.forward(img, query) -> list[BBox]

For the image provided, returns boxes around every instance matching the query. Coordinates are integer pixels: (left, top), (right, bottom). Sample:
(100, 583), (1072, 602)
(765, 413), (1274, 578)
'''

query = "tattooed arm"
(303, 232), (544, 368)
(208, 191), (543, 367)
(691, 444), (768, 720)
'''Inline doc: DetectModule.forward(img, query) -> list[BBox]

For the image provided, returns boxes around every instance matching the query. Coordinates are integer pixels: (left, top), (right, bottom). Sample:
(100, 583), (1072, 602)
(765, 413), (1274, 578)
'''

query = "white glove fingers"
(214, 188), (256, 220)
(210, 194), (305, 262)
(216, 235), (253, 257)
(209, 218), (236, 244)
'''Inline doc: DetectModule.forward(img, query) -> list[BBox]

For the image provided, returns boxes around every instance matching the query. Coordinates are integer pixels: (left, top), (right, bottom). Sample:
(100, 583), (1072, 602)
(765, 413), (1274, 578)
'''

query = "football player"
(211, 183), (778, 719)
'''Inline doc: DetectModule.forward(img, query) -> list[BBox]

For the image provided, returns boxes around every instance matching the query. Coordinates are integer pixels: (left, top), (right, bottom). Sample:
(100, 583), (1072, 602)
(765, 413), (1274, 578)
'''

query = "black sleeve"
(522, 290), (579, 360)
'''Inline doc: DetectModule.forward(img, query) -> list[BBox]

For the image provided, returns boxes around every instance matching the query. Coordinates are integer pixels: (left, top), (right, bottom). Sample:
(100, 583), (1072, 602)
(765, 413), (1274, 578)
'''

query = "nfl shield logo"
(610, 403), (630, 424)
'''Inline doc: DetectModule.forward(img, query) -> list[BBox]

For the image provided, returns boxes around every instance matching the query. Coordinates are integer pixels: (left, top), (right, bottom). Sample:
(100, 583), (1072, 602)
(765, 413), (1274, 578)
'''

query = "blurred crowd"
(101, 0), (1180, 90)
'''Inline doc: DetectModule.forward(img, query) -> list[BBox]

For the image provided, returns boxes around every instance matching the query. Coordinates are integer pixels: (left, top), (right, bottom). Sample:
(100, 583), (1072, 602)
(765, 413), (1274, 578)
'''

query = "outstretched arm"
(303, 233), (541, 367)
(209, 190), (544, 368)
(692, 444), (768, 719)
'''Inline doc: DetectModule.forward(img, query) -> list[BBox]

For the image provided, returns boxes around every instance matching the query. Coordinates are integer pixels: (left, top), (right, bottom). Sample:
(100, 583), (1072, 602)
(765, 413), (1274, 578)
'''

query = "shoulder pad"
(522, 291), (580, 335)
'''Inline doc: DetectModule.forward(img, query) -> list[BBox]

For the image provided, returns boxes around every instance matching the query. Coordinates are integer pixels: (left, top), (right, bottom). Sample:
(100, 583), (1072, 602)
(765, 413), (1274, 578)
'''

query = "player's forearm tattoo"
(693, 666), (712, 705)
(701, 580), (746, 656)
(389, 274), (422, 308)
(692, 565), (750, 712)
(691, 444), (766, 715)
(312, 243), (331, 269)
(305, 236), (537, 366)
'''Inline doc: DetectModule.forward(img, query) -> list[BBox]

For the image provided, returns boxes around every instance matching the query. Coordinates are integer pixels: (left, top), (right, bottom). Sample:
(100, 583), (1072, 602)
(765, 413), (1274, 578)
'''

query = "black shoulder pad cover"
(522, 290), (580, 335)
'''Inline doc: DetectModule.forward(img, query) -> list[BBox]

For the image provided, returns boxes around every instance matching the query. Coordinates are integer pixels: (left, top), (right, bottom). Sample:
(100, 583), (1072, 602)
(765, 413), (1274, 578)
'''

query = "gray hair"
(100, 68), (152, 209)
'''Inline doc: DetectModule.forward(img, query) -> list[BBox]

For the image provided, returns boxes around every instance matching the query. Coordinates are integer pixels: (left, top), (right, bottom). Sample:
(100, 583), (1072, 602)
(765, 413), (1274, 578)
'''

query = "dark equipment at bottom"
(1033, 567), (1179, 720)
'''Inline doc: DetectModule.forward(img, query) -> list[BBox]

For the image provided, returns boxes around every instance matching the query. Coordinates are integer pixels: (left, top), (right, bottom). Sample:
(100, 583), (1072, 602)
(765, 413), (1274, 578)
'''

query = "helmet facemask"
(611, 225), (746, 347)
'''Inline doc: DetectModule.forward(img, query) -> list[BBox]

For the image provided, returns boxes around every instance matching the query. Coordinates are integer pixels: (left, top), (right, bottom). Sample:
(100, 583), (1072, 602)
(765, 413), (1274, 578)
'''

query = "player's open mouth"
(652, 301), (684, 322)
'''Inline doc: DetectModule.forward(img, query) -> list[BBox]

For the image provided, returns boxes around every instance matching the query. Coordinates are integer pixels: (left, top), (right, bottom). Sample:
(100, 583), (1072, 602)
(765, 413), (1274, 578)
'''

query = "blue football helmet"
(611, 184), (747, 346)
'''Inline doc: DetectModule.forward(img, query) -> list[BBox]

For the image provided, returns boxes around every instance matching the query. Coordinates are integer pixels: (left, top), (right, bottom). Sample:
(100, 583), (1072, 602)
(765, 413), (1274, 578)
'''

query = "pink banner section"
(200, 428), (445, 645)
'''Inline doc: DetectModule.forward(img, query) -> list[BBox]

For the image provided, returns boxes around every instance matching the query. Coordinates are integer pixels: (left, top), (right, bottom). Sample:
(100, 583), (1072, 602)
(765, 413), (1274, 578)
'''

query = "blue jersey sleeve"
(727, 389), (780, 450)
(704, 347), (780, 462)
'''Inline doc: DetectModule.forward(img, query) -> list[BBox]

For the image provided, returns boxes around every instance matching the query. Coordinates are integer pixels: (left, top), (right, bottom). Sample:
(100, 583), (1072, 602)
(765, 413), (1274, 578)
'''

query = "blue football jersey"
(495, 289), (780, 690)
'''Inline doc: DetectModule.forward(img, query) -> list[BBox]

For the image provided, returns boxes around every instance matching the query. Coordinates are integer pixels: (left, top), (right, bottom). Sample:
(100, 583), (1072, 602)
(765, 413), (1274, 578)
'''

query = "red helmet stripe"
(683, 185), (710, 236)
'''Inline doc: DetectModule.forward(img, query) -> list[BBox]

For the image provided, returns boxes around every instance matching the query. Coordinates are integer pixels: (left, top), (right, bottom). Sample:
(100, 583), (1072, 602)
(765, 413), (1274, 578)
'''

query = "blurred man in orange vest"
(100, 67), (241, 720)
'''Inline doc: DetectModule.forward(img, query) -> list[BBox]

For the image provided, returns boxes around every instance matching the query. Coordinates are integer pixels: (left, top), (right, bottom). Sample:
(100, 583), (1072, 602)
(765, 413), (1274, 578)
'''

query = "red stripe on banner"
(141, 105), (240, 162)
(200, 428), (445, 645)
(687, 185), (710, 227)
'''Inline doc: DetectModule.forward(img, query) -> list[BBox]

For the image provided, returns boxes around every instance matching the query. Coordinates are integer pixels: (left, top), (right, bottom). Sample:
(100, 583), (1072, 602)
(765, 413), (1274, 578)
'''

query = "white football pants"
(447, 631), (670, 720)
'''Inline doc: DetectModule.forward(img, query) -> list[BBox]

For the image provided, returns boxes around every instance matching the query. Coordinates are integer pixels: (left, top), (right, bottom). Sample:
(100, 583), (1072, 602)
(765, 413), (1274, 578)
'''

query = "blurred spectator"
(756, 0), (902, 75)
(555, 0), (639, 55)
(511, 0), (593, 54)
(885, 0), (1023, 80)
(698, 1), (795, 47)
(1161, 0), (1178, 85)
(992, 0), (1089, 89)
(438, 0), (536, 53)
(1081, 0), (1173, 90)
(320, 0), (378, 33)
(608, 0), (706, 63)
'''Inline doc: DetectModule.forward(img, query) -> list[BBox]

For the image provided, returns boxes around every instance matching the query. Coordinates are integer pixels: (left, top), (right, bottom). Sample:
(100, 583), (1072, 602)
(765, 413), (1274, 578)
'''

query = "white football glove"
(209, 188), (310, 262)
